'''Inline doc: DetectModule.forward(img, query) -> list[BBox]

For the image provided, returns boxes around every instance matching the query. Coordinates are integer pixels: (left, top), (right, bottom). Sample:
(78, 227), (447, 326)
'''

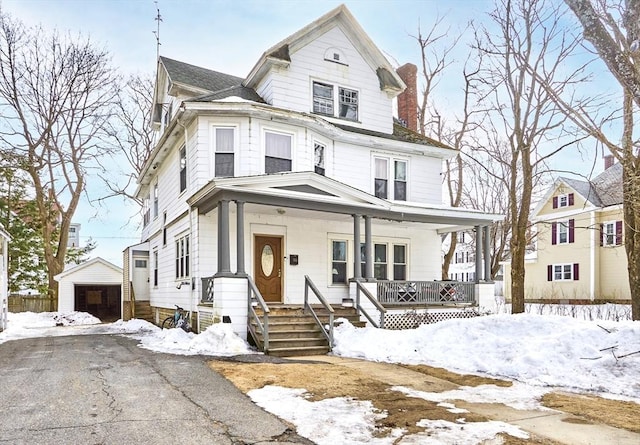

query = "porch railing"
(355, 280), (386, 328)
(201, 277), (215, 302)
(377, 280), (476, 305)
(247, 277), (270, 353)
(303, 275), (334, 349)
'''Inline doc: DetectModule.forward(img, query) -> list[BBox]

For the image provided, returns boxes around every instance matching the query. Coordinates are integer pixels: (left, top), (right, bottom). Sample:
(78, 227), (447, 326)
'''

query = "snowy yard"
(0, 307), (638, 444)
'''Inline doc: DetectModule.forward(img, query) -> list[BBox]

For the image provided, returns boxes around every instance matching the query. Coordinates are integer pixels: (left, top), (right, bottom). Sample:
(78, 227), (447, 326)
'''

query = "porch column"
(483, 225), (492, 281)
(474, 225), (482, 283)
(353, 214), (362, 279)
(364, 215), (374, 280)
(236, 201), (245, 275)
(217, 200), (231, 274)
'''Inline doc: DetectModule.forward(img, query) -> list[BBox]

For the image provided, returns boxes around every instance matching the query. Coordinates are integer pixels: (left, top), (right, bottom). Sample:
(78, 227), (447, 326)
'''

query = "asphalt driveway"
(0, 334), (310, 445)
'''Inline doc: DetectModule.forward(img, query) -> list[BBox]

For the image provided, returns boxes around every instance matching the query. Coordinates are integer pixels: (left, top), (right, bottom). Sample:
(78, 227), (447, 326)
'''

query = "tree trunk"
(442, 234), (458, 280)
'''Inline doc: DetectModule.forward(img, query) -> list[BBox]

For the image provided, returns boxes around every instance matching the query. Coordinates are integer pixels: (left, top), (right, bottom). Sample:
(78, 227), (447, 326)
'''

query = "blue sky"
(1, 0), (609, 266)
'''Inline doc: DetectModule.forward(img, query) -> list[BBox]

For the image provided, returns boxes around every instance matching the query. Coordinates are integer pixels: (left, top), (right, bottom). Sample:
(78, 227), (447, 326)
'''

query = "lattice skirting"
(384, 309), (480, 330)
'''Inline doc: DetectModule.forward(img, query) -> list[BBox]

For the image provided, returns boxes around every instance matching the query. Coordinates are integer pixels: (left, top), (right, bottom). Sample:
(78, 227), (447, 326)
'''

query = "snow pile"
(333, 314), (640, 399)
(8, 311), (101, 328)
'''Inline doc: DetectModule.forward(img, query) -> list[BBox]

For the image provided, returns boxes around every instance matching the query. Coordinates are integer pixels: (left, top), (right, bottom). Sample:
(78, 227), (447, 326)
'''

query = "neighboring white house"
(54, 257), (123, 321)
(0, 223), (10, 331)
(129, 5), (500, 341)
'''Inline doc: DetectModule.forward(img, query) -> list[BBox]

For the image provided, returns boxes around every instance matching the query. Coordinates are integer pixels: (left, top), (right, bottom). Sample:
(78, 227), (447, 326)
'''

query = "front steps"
(133, 301), (154, 323)
(250, 305), (362, 357)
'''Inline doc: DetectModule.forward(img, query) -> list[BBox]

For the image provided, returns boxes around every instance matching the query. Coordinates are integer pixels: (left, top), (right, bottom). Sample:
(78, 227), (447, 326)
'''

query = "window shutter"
(551, 222), (557, 245)
(552, 196), (558, 209)
(569, 219), (575, 243)
(615, 221), (623, 245)
(547, 265), (553, 281)
(568, 193), (574, 206)
(599, 224), (604, 247)
(573, 263), (579, 280)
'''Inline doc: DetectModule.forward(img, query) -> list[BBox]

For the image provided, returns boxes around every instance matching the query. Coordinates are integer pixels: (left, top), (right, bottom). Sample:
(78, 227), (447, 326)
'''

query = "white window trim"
(552, 263), (574, 281)
(602, 221), (616, 246)
(558, 193), (569, 208)
(263, 128), (295, 174)
(372, 154), (409, 200)
(311, 79), (360, 122)
(556, 220), (569, 245)
(329, 239), (349, 286)
(175, 232), (190, 280)
(210, 125), (238, 178)
(179, 145), (187, 195)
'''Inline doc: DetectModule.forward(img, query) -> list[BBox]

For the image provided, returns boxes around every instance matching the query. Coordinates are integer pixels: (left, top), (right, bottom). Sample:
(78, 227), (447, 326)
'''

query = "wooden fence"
(8, 294), (55, 313)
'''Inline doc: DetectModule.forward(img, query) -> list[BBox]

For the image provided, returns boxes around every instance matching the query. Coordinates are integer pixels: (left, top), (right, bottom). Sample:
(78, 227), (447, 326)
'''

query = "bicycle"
(162, 305), (192, 332)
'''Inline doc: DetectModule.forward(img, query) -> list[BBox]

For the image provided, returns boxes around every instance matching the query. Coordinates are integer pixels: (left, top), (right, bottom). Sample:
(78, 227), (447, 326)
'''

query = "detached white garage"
(54, 257), (123, 322)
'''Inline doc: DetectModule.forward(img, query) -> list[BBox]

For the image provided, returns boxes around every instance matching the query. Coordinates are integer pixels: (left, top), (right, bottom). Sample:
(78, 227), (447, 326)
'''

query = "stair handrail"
(303, 275), (334, 349)
(130, 281), (136, 319)
(355, 279), (386, 328)
(247, 276), (270, 353)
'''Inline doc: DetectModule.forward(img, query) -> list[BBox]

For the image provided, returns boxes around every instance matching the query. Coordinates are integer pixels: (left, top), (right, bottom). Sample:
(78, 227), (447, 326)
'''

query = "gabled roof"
(54, 257), (122, 281)
(193, 85), (266, 103)
(159, 56), (245, 95)
(243, 4), (405, 96)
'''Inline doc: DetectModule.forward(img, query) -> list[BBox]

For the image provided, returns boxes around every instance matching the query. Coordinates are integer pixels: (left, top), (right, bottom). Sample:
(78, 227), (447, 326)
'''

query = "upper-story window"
(312, 81), (358, 121)
(265, 131), (292, 173)
(213, 127), (235, 177)
(152, 182), (158, 218)
(314, 142), (325, 175)
(175, 233), (190, 279)
(143, 195), (150, 227)
(374, 157), (408, 200)
(551, 219), (574, 245)
(601, 220), (622, 246)
(179, 145), (187, 193)
(553, 193), (574, 209)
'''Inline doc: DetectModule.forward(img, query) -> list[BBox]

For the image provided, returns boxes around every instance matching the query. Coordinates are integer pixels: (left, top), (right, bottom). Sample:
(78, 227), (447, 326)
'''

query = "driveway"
(0, 334), (310, 445)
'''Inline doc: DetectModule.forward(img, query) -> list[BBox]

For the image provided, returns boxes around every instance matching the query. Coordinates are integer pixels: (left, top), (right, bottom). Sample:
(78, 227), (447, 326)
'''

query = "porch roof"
(187, 172), (501, 231)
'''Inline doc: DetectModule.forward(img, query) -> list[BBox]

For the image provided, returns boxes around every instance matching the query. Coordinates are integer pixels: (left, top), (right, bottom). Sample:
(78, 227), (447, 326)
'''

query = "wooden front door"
(254, 235), (283, 302)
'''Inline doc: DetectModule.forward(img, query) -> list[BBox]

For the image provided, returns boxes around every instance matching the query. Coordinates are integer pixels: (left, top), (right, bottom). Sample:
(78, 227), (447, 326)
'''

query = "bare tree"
(100, 74), (154, 207)
(561, 0), (640, 320)
(0, 12), (119, 307)
(476, 0), (586, 313)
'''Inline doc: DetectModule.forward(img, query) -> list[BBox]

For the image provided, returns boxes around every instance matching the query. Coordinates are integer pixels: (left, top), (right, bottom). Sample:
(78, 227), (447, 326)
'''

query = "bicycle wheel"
(161, 316), (176, 329)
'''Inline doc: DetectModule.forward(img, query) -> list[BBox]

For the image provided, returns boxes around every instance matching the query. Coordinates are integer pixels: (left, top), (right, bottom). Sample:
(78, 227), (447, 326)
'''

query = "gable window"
(551, 219), (574, 245)
(179, 145), (187, 193)
(547, 263), (579, 281)
(339, 87), (358, 120)
(175, 234), (190, 279)
(374, 157), (408, 200)
(313, 82), (333, 115)
(314, 142), (325, 175)
(552, 193), (574, 209)
(331, 240), (347, 285)
(214, 127), (235, 177)
(312, 81), (358, 121)
(393, 244), (406, 280)
(265, 131), (292, 173)
(601, 220), (623, 246)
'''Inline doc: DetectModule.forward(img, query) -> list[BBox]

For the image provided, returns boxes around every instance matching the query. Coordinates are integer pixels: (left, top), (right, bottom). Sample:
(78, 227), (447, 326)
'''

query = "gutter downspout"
(590, 211), (595, 301)
(178, 117), (196, 323)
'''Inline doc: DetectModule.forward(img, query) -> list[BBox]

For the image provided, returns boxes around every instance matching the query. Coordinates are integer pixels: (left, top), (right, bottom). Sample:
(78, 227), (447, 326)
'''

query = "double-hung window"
(265, 131), (292, 173)
(179, 146), (187, 193)
(393, 244), (406, 280)
(153, 250), (158, 287)
(331, 240), (347, 284)
(548, 263), (579, 281)
(312, 81), (358, 121)
(551, 219), (574, 245)
(152, 182), (158, 218)
(601, 220), (622, 246)
(175, 234), (190, 279)
(214, 127), (235, 177)
(374, 244), (388, 280)
(314, 142), (325, 175)
(374, 157), (408, 200)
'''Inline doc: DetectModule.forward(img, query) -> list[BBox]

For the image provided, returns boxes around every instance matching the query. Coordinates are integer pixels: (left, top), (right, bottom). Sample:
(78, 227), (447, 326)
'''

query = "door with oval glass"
(254, 235), (282, 302)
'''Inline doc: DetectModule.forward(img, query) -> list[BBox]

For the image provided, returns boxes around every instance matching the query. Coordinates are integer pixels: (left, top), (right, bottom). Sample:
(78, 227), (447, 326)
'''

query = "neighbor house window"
(331, 240), (347, 284)
(265, 131), (292, 173)
(551, 219), (574, 245)
(214, 127), (235, 177)
(600, 220), (623, 247)
(314, 142), (325, 175)
(313, 82), (333, 115)
(548, 263), (579, 281)
(179, 145), (187, 193)
(338, 87), (358, 120)
(153, 250), (158, 287)
(393, 244), (406, 280)
(552, 193), (574, 209)
(175, 234), (190, 279)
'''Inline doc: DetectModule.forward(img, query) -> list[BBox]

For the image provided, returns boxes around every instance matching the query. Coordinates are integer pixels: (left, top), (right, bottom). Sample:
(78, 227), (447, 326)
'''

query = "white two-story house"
(128, 5), (499, 351)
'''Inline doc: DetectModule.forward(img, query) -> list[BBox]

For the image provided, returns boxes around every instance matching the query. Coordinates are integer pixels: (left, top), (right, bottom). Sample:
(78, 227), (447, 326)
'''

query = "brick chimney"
(396, 63), (418, 132)
(604, 154), (614, 170)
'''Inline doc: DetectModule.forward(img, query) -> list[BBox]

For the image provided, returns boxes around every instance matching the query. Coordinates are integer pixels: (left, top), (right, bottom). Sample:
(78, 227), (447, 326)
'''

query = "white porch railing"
(377, 280), (476, 305)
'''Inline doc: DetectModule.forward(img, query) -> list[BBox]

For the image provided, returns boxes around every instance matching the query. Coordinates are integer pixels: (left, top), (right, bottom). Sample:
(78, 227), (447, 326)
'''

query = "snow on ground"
(1, 309), (639, 445)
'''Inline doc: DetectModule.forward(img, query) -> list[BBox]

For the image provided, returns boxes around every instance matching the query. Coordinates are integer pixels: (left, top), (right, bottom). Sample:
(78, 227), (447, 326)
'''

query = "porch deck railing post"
(236, 201), (245, 275)
(474, 225), (482, 283)
(483, 225), (491, 282)
(217, 200), (231, 274)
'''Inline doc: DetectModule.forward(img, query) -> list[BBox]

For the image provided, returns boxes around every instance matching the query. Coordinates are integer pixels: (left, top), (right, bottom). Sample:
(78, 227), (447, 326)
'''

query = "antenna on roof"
(153, 1), (162, 61)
